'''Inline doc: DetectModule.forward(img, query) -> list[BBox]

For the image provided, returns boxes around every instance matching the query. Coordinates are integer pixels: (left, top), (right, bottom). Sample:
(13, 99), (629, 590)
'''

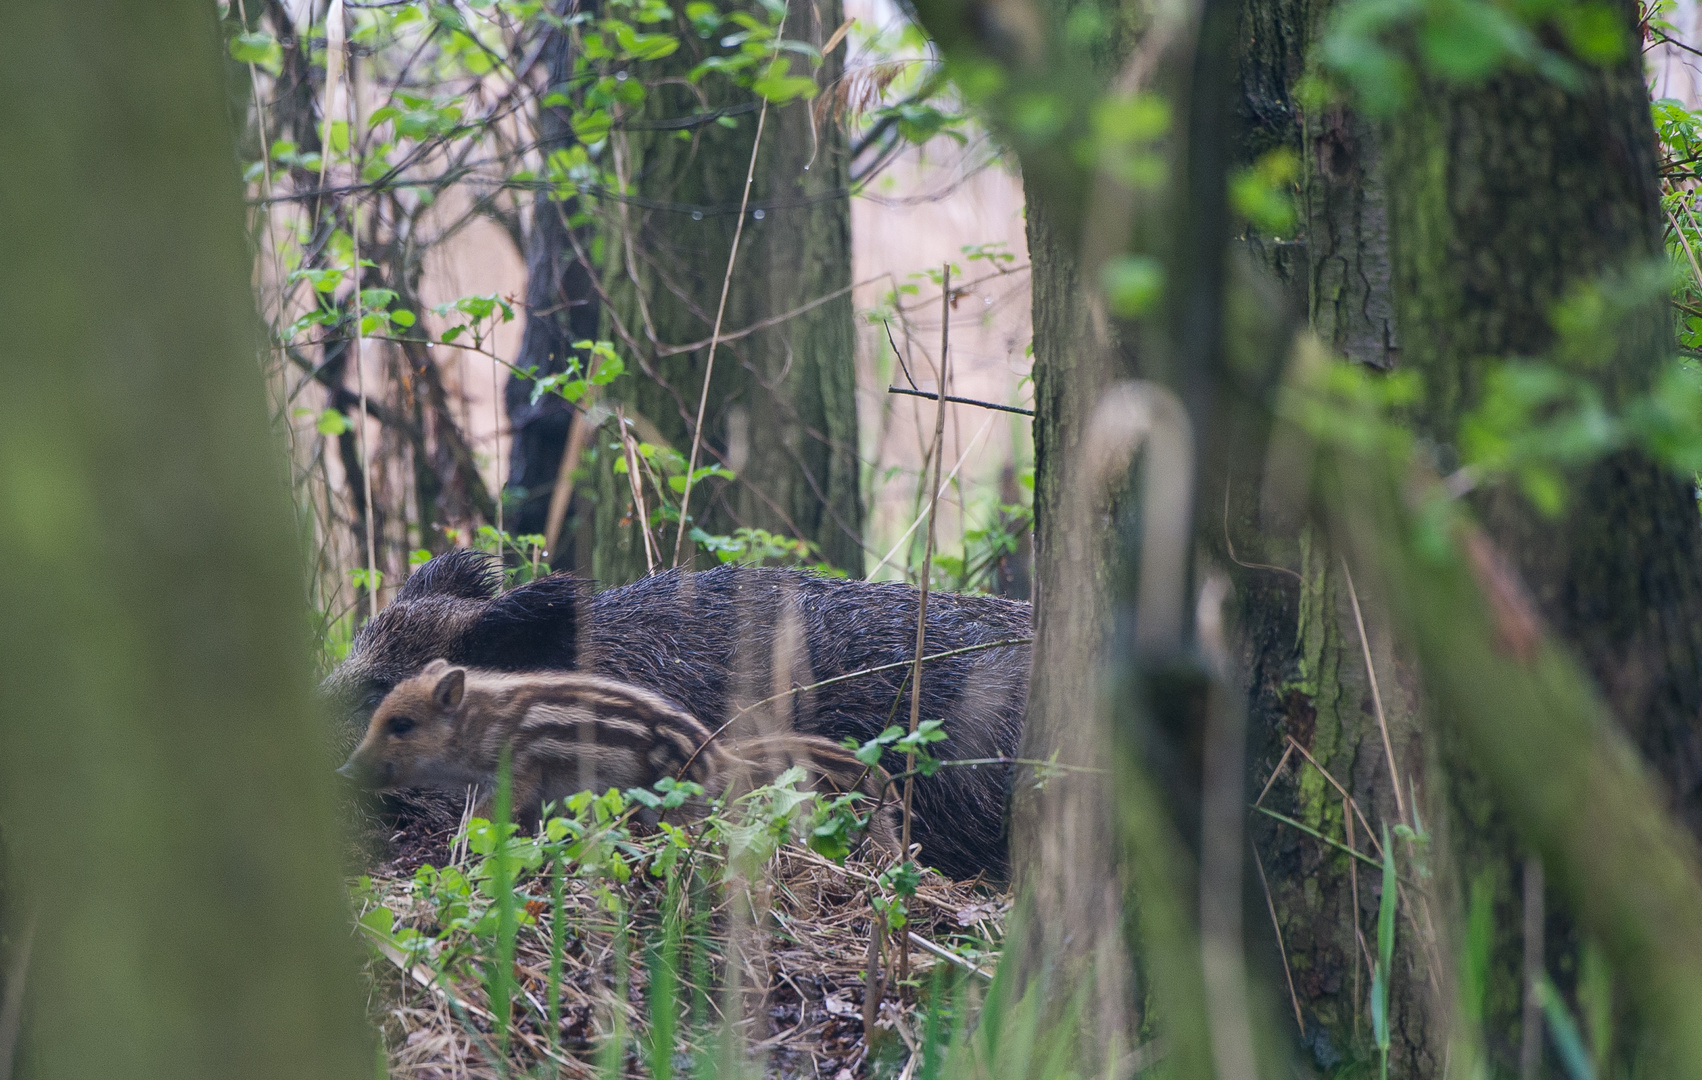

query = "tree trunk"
(1232, 0), (1702, 1068)
(1381, 32), (1702, 1067)
(592, 0), (862, 583)
(1230, 0), (1440, 1069)
(505, 5), (602, 568)
(0, 2), (373, 1078)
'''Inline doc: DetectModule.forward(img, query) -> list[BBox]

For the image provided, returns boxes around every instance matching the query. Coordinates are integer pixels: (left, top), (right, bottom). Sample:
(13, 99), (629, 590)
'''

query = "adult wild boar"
(323, 551), (1031, 879)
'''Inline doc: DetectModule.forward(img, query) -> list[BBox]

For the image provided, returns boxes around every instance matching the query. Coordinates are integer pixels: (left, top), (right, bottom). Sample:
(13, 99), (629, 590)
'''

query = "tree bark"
(1232, 0), (1702, 1069)
(592, 0), (862, 583)
(505, 6), (602, 567)
(1231, 0), (1438, 1068)
(0, 2), (373, 1078)
(1381, 29), (1702, 1067)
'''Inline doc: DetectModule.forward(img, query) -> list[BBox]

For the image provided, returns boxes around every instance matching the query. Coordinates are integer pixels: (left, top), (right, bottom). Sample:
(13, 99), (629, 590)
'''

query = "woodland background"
(9, 0), (1702, 1077)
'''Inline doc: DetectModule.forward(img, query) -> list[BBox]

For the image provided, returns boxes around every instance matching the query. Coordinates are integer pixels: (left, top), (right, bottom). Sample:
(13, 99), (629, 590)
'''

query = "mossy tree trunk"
(1231, 0), (1437, 1069)
(1234, 0), (1702, 1070)
(1382, 30), (1702, 1068)
(591, 0), (862, 583)
(0, 2), (373, 1079)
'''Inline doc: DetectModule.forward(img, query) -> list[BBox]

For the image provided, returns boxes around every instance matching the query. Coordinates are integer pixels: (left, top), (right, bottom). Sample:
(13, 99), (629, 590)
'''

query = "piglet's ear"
(461, 572), (583, 672)
(434, 666), (466, 711)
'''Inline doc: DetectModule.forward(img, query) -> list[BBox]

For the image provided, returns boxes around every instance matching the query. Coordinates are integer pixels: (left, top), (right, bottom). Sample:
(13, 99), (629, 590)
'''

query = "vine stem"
(898, 263), (951, 992)
(343, 16), (379, 620)
(671, 38), (783, 568)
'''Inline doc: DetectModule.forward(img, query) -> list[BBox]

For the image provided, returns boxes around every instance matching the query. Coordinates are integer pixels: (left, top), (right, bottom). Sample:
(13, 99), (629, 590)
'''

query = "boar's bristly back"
(460, 574), (585, 671)
(395, 548), (503, 601)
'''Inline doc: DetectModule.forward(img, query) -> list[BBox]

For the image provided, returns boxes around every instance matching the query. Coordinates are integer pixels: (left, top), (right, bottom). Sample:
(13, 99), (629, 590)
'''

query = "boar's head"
(321, 550), (581, 741)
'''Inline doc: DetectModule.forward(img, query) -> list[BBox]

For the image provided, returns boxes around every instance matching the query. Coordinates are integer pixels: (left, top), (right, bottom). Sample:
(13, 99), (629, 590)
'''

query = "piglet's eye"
(387, 716), (416, 736)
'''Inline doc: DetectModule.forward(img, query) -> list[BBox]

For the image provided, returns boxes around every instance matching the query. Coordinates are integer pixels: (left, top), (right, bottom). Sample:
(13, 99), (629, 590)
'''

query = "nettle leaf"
(1556, 0), (1626, 62)
(360, 287), (399, 311)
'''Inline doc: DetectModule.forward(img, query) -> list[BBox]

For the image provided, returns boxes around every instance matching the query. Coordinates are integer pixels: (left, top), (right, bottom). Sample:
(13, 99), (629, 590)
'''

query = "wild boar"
(323, 550), (1030, 879)
(338, 659), (896, 853)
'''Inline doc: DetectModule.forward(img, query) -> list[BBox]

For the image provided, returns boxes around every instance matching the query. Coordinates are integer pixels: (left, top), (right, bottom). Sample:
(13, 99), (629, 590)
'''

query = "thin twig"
(1251, 840), (1305, 1035)
(897, 264), (951, 992)
(1346, 793), (1370, 1039)
(1224, 475), (1302, 581)
(1254, 741), (1295, 807)
(348, 45), (379, 619)
(885, 386), (1033, 416)
(1341, 558), (1408, 827)
(1253, 806), (1382, 871)
(1285, 735), (1384, 858)
(618, 407), (661, 573)
(906, 932), (993, 981)
(863, 907), (884, 1046)
(655, 275), (887, 356)
(542, 351), (608, 560)
(1667, 205), (1702, 290)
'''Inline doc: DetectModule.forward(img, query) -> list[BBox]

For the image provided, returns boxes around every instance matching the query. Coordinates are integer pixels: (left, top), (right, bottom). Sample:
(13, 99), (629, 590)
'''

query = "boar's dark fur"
(324, 550), (1030, 879)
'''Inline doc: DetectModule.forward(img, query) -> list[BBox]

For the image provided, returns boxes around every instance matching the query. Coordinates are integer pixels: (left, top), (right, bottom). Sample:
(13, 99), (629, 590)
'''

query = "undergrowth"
(352, 761), (1008, 1078)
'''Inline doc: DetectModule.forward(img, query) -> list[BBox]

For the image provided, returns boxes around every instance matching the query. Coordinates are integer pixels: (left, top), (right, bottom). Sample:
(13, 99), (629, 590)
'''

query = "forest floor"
(352, 804), (1006, 1079)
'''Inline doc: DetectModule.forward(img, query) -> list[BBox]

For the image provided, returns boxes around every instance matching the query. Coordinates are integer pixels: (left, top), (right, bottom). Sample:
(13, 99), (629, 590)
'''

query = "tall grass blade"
(1537, 976), (1598, 1080)
(548, 850), (565, 1050)
(598, 901), (630, 1080)
(1375, 823), (1396, 1080)
(647, 874), (682, 1080)
(488, 746), (518, 1064)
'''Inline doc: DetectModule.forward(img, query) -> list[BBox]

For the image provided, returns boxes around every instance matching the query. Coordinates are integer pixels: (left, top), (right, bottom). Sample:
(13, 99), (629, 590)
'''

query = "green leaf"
(1101, 255), (1164, 318)
(359, 287), (399, 311)
(359, 905), (396, 937)
(229, 31), (283, 75)
(571, 109), (613, 142)
(1378, 823), (1396, 974)
(751, 61), (818, 104)
(1556, 0), (1626, 63)
(1230, 148), (1300, 235)
(590, 353), (625, 384)
(316, 409), (351, 436)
